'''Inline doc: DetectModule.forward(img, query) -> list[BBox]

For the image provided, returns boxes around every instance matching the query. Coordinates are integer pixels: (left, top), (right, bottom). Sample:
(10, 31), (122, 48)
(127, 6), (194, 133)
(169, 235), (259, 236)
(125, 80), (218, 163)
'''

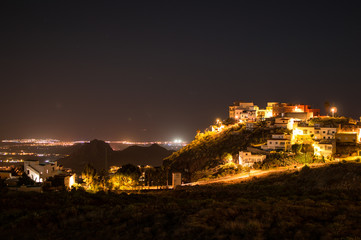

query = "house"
(274, 117), (290, 128)
(24, 160), (60, 183)
(239, 151), (266, 167)
(211, 124), (225, 132)
(336, 133), (358, 144)
(272, 103), (320, 117)
(261, 134), (292, 151)
(313, 127), (337, 140)
(313, 140), (336, 159)
(337, 124), (361, 143)
(292, 125), (337, 143)
(283, 112), (314, 121)
(274, 117), (298, 130)
(229, 102), (258, 121)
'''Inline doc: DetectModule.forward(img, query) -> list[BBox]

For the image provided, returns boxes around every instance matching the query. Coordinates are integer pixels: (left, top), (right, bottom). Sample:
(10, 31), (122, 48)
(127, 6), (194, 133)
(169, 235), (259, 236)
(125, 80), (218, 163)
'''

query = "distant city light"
(173, 139), (182, 144)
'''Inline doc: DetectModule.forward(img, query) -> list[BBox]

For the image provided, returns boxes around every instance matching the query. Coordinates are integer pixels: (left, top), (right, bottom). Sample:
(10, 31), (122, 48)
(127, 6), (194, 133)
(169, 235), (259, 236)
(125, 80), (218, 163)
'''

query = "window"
(323, 131), (326, 134)
(303, 130), (308, 134)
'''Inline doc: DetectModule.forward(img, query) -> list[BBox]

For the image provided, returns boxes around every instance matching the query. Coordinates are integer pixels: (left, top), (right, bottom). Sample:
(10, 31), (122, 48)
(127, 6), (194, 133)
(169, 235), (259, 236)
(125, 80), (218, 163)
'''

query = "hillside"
(2, 162), (361, 239)
(59, 140), (174, 173)
(164, 124), (287, 181)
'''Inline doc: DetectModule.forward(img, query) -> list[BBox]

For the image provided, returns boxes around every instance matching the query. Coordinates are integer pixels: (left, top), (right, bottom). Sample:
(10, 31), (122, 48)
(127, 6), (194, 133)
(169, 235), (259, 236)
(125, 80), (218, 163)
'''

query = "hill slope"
(164, 124), (285, 180)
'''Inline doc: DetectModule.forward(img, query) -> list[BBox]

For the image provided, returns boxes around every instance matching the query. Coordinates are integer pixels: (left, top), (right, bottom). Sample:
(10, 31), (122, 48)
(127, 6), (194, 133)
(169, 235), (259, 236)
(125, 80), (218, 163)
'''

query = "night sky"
(1, 1), (361, 141)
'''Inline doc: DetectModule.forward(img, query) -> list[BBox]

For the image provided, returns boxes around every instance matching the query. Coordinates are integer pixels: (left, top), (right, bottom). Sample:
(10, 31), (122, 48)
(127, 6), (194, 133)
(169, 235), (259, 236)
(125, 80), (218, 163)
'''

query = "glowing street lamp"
(331, 107), (337, 117)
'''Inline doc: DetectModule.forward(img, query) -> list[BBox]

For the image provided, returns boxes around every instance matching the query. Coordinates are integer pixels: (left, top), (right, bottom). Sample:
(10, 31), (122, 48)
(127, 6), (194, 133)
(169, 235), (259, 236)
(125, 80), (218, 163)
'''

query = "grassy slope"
(1, 162), (361, 239)
(164, 124), (281, 177)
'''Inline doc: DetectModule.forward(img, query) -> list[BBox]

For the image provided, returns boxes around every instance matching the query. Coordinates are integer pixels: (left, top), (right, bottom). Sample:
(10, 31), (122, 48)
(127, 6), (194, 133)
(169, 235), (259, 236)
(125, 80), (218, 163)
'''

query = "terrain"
(1, 162), (361, 240)
(59, 140), (174, 173)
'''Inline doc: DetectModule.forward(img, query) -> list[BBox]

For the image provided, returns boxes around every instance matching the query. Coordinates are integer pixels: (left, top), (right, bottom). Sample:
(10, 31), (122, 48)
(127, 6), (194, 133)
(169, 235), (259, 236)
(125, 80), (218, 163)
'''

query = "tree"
(292, 144), (302, 154)
(221, 153), (233, 164)
(116, 164), (141, 180)
(108, 173), (137, 190)
(81, 164), (99, 192)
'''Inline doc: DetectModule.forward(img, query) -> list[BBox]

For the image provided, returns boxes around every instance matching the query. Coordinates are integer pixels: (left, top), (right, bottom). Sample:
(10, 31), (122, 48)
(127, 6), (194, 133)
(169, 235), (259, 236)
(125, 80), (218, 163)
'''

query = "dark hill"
(111, 144), (173, 167)
(58, 140), (174, 173)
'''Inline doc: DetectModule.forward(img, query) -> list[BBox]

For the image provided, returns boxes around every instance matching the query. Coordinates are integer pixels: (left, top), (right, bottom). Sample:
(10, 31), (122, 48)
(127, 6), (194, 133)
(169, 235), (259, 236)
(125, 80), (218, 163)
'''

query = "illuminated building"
(336, 133), (358, 144)
(272, 103), (320, 117)
(261, 134), (292, 151)
(292, 124), (337, 143)
(283, 112), (314, 121)
(24, 160), (60, 183)
(229, 101), (258, 120)
(238, 151), (266, 167)
(313, 140), (336, 159)
(274, 117), (299, 130)
(229, 101), (319, 122)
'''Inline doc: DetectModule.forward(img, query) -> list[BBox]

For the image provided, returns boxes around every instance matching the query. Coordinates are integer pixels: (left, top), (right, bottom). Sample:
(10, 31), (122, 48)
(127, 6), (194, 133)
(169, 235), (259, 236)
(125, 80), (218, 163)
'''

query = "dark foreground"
(1, 162), (361, 240)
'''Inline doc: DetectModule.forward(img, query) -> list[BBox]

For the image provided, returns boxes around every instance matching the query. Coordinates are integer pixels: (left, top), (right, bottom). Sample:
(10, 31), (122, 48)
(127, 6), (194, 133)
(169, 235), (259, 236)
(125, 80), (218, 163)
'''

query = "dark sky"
(1, 1), (361, 141)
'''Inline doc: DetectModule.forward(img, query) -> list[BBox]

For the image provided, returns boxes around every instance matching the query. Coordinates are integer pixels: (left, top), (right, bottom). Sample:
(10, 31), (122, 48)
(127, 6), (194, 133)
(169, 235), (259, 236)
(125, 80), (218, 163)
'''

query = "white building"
(24, 160), (60, 183)
(313, 141), (336, 159)
(293, 126), (337, 140)
(261, 134), (292, 151)
(239, 151), (266, 167)
(229, 102), (258, 120)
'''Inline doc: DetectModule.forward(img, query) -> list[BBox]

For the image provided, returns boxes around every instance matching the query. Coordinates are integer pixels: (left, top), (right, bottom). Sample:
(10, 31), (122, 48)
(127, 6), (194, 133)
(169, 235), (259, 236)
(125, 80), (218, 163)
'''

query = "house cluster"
(231, 101), (361, 167)
(229, 101), (320, 122)
(0, 160), (76, 191)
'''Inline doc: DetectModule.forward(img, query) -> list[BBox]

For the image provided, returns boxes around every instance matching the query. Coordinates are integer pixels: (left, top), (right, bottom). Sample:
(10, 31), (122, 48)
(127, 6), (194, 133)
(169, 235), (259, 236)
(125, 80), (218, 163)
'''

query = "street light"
(331, 107), (337, 117)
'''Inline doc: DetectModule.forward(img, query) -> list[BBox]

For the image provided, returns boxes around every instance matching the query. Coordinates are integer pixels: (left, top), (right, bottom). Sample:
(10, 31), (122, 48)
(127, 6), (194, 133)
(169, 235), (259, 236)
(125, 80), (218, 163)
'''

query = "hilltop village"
(212, 101), (360, 167)
(1, 101), (361, 191)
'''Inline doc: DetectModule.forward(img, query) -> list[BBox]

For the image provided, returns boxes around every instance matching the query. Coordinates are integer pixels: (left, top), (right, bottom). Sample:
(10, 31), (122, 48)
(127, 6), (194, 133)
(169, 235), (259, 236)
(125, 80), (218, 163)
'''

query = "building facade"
(261, 134), (292, 151)
(239, 151), (266, 167)
(24, 160), (60, 183)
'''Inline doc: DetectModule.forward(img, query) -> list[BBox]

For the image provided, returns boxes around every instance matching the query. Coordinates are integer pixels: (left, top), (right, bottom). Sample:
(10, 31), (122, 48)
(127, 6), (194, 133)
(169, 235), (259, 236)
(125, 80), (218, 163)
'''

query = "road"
(183, 165), (311, 186)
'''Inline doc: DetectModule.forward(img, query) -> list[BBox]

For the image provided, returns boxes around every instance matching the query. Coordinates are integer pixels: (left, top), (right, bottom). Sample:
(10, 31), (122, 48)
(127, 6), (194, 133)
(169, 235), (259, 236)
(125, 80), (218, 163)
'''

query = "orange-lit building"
(272, 103), (320, 117)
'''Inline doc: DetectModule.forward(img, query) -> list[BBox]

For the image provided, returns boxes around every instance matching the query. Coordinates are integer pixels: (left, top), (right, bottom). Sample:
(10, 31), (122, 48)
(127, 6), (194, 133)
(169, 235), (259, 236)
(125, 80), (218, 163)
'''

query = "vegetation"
(308, 117), (350, 127)
(253, 152), (320, 170)
(2, 162), (361, 239)
(192, 162), (247, 181)
(79, 164), (167, 192)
